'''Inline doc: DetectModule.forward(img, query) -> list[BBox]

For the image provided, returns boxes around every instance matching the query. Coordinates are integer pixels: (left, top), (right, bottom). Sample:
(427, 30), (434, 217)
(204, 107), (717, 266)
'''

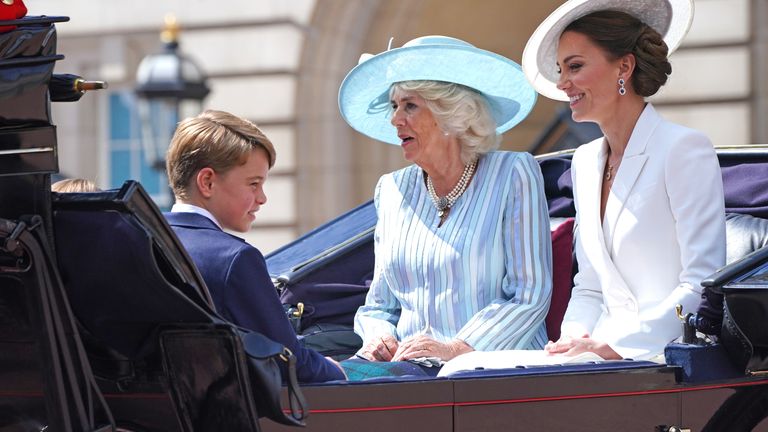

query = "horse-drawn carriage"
(1, 14), (767, 432)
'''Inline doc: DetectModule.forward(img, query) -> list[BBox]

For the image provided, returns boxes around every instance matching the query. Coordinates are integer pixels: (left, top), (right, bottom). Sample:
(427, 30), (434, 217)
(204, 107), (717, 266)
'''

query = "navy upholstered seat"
(53, 181), (216, 359)
(52, 180), (303, 430)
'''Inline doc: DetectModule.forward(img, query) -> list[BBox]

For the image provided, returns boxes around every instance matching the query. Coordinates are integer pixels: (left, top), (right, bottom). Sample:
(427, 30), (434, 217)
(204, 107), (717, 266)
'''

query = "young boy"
(164, 110), (345, 382)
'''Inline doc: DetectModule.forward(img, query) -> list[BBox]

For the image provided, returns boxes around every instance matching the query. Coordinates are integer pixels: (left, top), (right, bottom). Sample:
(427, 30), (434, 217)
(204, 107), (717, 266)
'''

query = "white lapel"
(574, 139), (617, 285)
(574, 105), (662, 312)
(602, 104), (660, 249)
(582, 139), (608, 249)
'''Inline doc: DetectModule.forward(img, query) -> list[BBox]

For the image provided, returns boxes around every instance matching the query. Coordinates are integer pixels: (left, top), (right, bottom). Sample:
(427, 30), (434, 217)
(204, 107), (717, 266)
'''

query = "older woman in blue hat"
(522, 0), (725, 361)
(339, 36), (553, 365)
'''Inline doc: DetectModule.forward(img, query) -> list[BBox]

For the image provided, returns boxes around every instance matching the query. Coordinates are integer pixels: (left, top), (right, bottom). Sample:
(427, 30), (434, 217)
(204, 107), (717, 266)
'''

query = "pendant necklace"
(605, 163), (614, 181)
(426, 159), (477, 219)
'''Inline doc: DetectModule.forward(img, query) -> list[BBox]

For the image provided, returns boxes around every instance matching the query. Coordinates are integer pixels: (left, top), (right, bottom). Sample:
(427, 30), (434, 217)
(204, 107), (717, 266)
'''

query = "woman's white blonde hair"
(390, 80), (500, 164)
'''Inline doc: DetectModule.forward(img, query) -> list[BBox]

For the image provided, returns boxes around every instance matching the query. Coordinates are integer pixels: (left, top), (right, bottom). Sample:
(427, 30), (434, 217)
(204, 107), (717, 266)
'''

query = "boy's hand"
(326, 357), (347, 378)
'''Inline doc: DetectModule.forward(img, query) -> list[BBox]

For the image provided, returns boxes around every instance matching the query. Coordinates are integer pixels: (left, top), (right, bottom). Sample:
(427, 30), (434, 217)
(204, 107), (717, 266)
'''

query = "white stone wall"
(27, 1), (315, 30)
(25, 0), (762, 253)
(652, 0), (752, 147)
(29, 0), (313, 253)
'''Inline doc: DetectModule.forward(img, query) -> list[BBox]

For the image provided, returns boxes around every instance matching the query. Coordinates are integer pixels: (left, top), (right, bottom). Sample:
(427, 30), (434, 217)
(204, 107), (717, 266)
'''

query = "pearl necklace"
(426, 159), (477, 218)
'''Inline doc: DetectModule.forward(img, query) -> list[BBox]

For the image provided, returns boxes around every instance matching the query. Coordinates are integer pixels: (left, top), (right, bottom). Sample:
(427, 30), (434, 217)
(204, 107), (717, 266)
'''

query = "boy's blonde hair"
(51, 178), (100, 193)
(166, 110), (276, 201)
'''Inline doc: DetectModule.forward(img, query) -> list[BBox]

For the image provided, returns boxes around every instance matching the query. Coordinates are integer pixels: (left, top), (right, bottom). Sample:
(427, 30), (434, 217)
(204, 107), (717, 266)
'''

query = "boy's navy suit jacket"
(164, 211), (344, 382)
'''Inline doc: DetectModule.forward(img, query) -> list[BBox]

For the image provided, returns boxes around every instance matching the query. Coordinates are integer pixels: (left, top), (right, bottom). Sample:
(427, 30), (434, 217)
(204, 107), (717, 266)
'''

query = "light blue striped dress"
(354, 151), (553, 351)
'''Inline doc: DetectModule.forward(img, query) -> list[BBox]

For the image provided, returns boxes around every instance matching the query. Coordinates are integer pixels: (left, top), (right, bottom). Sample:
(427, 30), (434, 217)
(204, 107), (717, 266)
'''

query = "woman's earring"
(618, 78), (626, 96)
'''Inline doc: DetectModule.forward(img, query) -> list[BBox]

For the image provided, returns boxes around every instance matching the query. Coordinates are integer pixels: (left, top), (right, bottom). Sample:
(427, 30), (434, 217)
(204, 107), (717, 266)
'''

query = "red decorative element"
(546, 218), (575, 342)
(0, 0), (28, 33)
(298, 379), (768, 414)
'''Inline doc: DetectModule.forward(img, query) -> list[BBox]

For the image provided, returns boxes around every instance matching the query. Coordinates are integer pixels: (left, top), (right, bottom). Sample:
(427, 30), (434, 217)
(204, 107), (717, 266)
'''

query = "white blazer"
(561, 104), (726, 360)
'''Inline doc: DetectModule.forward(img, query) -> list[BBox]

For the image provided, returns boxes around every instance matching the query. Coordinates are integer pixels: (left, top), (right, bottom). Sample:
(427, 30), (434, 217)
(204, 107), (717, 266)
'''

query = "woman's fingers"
(394, 336), (447, 361)
(545, 338), (574, 354)
(545, 333), (592, 354)
(392, 337), (428, 361)
(361, 335), (400, 361)
(376, 338), (395, 361)
(391, 342), (412, 361)
(550, 337), (590, 357)
(392, 344), (426, 361)
(381, 335), (399, 357)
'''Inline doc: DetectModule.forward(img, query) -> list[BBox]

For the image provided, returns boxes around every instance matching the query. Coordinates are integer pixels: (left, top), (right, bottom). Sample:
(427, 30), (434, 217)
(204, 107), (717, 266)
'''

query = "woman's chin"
(401, 147), (416, 162)
(570, 110), (592, 124)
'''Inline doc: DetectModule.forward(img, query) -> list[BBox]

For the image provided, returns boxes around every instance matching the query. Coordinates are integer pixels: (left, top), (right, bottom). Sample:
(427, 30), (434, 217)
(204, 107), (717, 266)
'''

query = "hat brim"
(522, 0), (694, 101)
(338, 44), (537, 145)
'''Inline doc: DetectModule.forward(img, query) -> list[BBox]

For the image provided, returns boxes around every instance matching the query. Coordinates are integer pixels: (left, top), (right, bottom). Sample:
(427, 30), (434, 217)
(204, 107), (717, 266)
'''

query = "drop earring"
(618, 78), (626, 96)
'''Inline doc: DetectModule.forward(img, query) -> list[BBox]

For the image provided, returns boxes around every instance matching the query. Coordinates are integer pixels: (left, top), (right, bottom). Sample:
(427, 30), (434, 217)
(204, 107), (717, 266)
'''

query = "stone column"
(753, 0), (768, 143)
(295, 0), (415, 232)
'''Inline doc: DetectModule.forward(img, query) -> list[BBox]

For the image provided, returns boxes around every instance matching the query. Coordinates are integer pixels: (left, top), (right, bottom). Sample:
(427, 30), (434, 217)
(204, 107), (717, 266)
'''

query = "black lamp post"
(135, 15), (210, 174)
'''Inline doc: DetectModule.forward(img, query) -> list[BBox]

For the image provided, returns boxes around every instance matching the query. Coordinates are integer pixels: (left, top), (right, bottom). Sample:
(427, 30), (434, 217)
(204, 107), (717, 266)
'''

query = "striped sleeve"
(354, 176), (401, 344)
(455, 153), (553, 351)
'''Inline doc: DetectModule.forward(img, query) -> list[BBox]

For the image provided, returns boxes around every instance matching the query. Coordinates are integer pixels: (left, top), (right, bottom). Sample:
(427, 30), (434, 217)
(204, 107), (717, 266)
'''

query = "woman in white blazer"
(522, 0), (726, 361)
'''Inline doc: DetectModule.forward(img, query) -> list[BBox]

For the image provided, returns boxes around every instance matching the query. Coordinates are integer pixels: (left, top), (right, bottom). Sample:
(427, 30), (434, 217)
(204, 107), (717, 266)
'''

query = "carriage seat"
(546, 217), (575, 342)
(53, 181), (297, 429)
(53, 182), (216, 361)
(724, 212), (768, 265)
(665, 211), (768, 382)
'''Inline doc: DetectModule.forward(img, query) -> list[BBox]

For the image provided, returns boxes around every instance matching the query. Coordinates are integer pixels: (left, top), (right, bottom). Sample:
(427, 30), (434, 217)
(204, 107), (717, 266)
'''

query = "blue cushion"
(665, 343), (743, 382)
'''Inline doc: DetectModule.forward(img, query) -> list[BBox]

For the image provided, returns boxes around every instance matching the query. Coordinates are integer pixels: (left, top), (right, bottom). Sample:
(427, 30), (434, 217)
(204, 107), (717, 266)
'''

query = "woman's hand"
(392, 335), (473, 361)
(359, 334), (399, 361)
(544, 334), (621, 360)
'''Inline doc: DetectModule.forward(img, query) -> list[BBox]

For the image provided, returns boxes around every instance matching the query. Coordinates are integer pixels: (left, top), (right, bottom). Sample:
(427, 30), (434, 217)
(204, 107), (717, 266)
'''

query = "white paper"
(437, 350), (605, 377)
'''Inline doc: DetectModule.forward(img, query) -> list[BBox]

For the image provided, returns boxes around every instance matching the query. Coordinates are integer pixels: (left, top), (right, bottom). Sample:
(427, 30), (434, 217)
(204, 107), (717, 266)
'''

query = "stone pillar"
(295, 0), (415, 233)
(753, 0), (768, 143)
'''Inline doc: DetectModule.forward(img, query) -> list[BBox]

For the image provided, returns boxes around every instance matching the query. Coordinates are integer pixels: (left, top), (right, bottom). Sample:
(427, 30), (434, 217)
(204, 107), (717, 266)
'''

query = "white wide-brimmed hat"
(338, 35), (537, 145)
(522, 0), (694, 101)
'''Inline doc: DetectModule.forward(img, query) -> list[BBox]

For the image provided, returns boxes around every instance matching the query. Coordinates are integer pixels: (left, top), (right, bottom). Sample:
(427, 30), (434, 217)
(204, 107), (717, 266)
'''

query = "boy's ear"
(195, 167), (216, 199)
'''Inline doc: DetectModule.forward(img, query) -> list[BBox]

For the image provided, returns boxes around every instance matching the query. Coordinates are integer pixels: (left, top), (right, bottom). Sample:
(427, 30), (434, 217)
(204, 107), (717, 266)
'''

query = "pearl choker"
(426, 159), (477, 218)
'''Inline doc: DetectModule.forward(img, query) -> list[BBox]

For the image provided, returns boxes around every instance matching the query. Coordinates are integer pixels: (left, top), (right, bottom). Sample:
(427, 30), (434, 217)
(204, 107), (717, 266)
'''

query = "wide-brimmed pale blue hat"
(523, 0), (694, 101)
(338, 35), (537, 145)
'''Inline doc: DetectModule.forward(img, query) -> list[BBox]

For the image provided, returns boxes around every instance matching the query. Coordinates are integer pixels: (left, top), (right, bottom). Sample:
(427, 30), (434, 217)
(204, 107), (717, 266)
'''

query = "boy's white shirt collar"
(171, 203), (222, 230)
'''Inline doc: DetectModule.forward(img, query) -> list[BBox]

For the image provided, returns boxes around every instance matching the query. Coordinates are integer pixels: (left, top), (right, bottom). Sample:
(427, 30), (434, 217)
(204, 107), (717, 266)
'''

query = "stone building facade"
(30, 0), (760, 252)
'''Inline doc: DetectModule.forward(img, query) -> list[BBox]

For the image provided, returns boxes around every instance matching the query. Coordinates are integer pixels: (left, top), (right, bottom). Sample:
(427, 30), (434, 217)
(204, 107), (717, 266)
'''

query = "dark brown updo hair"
(564, 10), (672, 97)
